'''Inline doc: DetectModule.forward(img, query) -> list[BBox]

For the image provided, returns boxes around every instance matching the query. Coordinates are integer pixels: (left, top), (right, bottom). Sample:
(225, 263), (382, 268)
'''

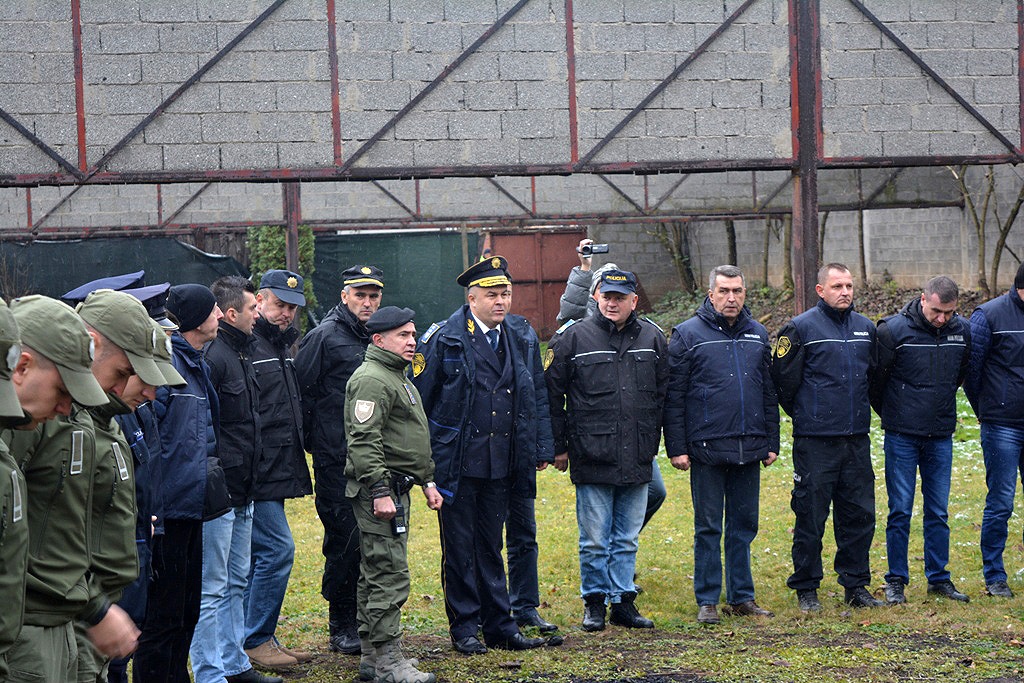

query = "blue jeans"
(690, 461), (760, 606)
(575, 483), (647, 603)
(643, 461), (667, 529)
(884, 432), (953, 585)
(190, 504), (253, 682)
(980, 423), (1024, 584)
(244, 500), (295, 649)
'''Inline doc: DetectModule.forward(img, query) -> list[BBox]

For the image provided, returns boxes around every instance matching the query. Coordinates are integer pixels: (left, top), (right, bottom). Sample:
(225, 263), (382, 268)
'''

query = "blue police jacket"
(663, 298), (780, 464)
(871, 297), (970, 438)
(771, 299), (876, 437)
(115, 405), (165, 542)
(412, 305), (555, 501)
(964, 288), (1024, 428)
(152, 333), (221, 520)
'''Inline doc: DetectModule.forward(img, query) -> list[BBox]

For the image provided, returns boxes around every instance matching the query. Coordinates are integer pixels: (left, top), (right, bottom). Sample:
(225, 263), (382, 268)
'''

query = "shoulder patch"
(411, 352), (426, 377)
(554, 318), (578, 335)
(354, 400), (375, 424)
(641, 316), (664, 334)
(543, 347), (554, 370)
(774, 335), (792, 358)
(419, 321), (445, 343)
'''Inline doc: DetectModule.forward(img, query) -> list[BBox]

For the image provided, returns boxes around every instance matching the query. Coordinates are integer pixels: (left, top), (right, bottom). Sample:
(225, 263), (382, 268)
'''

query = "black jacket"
(251, 318), (313, 501)
(663, 298), (780, 465)
(964, 288), (1024, 428)
(871, 298), (970, 438)
(771, 299), (876, 437)
(206, 321), (262, 507)
(294, 303), (370, 500)
(545, 311), (668, 486)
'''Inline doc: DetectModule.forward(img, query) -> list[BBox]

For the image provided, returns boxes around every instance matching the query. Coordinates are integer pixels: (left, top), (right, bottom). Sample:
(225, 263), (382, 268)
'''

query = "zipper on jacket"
(32, 459), (66, 555)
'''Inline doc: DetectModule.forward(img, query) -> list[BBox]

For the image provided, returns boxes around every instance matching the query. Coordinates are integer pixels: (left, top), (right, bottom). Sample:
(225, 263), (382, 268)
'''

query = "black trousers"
(316, 493), (361, 608)
(133, 518), (202, 683)
(440, 476), (517, 643)
(788, 435), (875, 591)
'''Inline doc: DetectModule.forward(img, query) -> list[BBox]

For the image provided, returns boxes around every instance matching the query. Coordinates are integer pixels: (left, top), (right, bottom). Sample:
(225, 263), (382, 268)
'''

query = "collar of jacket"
(327, 302), (370, 342)
(1010, 286), (1024, 313)
(90, 392), (132, 420)
(594, 309), (638, 334)
(364, 342), (410, 372)
(816, 297), (855, 323)
(254, 317), (299, 348)
(171, 332), (204, 366)
(216, 319), (256, 352)
(696, 296), (752, 335)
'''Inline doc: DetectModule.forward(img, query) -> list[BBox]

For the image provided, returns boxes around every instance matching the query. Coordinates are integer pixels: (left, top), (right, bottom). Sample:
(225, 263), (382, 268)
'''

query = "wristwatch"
(422, 481), (437, 489)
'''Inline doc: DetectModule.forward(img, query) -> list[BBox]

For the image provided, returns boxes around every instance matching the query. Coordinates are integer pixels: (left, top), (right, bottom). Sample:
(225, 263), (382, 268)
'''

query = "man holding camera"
(344, 307), (442, 683)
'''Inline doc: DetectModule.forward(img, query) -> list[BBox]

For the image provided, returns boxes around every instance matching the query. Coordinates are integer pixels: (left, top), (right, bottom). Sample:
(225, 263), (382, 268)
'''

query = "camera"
(579, 243), (610, 256)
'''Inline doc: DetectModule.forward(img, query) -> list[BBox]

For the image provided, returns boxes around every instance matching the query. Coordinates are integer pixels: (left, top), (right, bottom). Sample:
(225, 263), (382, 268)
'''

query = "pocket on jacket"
(573, 353), (617, 395)
(571, 420), (618, 464)
(218, 379), (248, 423)
(631, 349), (659, 393)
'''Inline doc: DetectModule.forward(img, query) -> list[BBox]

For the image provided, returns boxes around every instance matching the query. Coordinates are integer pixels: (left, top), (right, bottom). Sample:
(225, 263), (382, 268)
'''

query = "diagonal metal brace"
(0, 107), (84, 180)
(486, 178), (535, 217)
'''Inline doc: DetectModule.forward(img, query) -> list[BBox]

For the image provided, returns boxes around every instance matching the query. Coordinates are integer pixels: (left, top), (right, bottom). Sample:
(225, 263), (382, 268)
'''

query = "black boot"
(582, 593), (606, 632)
(609, 592), (654, 629)
(328, 602), (360, 654)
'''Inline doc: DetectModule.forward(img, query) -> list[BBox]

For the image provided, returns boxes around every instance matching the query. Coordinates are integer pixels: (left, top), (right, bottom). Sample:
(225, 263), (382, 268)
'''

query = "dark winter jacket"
(294, 303), (370, 501)
(964, 288), (1024, 428)
(771, 299), (876, 437)
(545, 311), (668, 486)
(206, 321), (262, 507)
(663, 298), (780, 465)
(154, 333), (224, 521)
(871, 297), (970, 437)
(116, 403), (165, 541)
(251, 318), (313, 501)
(413, 305), (554, 501)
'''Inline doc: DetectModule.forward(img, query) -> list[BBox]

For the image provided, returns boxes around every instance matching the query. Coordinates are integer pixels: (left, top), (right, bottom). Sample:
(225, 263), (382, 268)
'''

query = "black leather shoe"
(697, 604), (720, 624)
(515, 609), (558, 633)
(884, 580), (906, 605)
(488, 632), (545, 651)
(451, 635), (488, 655)
(609, 595), (654, 629)
(328, 603), (361, 655)
(582, 593), (606, 632)
(986, 580), (1014, 598)
(226, 670), (284, 683)
(928, 581), (969, 602)
(796, 589), (822, 612)
(845, 586), (884, 608)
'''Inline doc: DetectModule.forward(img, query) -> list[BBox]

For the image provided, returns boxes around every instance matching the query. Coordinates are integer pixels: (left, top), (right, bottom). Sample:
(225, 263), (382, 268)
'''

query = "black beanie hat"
(1016, 261), (1024, 291)
(167, 284), (217, 333)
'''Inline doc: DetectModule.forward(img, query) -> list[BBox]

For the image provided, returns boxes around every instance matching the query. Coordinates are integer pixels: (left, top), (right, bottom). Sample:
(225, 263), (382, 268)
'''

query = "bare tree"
(650, 221), (698, 292)
(818, 210), (829, 265)
(782, 215), (793, 292)
(725, 219), (737, 265)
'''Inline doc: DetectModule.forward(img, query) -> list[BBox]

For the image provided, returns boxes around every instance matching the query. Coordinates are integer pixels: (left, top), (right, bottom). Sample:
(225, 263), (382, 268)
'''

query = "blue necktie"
(486, 329), (499, 351)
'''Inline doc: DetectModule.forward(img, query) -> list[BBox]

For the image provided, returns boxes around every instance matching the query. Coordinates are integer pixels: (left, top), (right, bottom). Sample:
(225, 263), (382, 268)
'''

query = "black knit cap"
(167, 284), (217, 333)
(365, 306), (415, 334)
(1016, 261), (1024, 291)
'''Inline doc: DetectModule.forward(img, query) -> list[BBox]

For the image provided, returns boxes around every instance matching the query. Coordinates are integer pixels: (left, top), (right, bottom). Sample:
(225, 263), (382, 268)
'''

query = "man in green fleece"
(345, 306), (443, 683)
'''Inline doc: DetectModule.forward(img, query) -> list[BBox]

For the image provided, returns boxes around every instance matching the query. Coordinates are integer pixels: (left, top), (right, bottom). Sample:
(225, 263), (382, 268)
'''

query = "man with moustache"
(772, 263), (882, 612)
(294, 265), (384, 655)
(413, 256), (553, 655)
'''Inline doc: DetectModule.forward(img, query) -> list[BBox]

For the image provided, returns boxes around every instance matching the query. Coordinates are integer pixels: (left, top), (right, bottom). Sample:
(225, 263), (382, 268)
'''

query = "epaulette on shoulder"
(554, 318), (578, 335)
(419, 321), (445, 343)
(641, 317), (665, 334)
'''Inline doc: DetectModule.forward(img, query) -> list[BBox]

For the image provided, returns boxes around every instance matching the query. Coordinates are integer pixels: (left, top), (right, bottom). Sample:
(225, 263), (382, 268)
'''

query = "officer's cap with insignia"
(122, 282), (178, 331)
(599, 269), (638, 295)
(0, 299), (24, 417)
(260, 269), (306, 306)
(10, 295), (108, 406)
(342, 265), (384, 289)
(77, 289), (168, 388)
(61, 270), (146, 306)
(366, 306), (416, 334)
(146, 317), (186, 387)
(457, 255), (512, 289)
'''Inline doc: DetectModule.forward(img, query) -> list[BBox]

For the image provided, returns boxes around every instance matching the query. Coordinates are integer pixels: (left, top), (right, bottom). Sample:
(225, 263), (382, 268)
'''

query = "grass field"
(271, 391), (1024, 682)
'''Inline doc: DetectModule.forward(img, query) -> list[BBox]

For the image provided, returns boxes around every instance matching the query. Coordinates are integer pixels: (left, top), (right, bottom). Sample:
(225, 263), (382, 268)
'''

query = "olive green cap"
(0, 299), (24, 417)
(10, 295), (107, 407)
(148, 318), (186, 387)
(77, 289), (166, 388)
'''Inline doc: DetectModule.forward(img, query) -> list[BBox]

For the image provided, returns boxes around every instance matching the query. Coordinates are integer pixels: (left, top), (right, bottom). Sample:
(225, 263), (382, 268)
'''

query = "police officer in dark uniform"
(293, 265), (384, 654)
(413, 256), (553, 655)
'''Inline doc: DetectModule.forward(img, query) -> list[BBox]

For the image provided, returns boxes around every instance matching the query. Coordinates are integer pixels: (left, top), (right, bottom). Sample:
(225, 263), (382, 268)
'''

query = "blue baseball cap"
(599, 269), (637, 295)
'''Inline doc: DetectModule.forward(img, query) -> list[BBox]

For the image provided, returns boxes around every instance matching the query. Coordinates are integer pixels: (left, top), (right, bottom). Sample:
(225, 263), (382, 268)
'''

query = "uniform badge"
(543, 347), (554, 370)
(412, 352), (426, 377)
(775, 335), (792, 358)
(467, 318), (476, 334)
(361, 266), (372, 274)
(491, 257), (501, 269)
(287, 276), (298, 288)
(354, 400), (375, 423)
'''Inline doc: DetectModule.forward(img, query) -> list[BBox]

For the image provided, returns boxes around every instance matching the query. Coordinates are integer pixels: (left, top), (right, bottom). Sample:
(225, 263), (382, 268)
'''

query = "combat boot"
(582, 593), (607, 632)
(362, 637), (419, 680)
(609, 592), (654, 629)
(375, 638), (435, 683)
(329, 601), (361, 654)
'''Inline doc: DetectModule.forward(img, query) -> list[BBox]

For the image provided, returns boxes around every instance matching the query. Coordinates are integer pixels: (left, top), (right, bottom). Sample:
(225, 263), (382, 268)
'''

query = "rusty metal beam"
(283, 182), (301, 272)
(596, 174), (645, 213)
(338, 0), (530, 174)
(755, 174), (794, 212)
(370, 180), (418, 218)
(158, 182), (213, 229)
(577, 0), (758, 168)
(71, 0), (87, 170)
(0, 108), (83, 180)
(850, 0), (1020, 158)
(485, 178), (536, 217)
(327, 0), (343, 166)
(564, 0), (579, 164)
(791, 0), (822, 312)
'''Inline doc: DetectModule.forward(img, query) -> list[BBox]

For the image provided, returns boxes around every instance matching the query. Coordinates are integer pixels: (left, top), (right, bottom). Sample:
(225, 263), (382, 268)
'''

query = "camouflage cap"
(0, 299), (24, 417)
(148, 318), (186, 387)
(10, 295), (107, 407)
(76, 289), (166, 388)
